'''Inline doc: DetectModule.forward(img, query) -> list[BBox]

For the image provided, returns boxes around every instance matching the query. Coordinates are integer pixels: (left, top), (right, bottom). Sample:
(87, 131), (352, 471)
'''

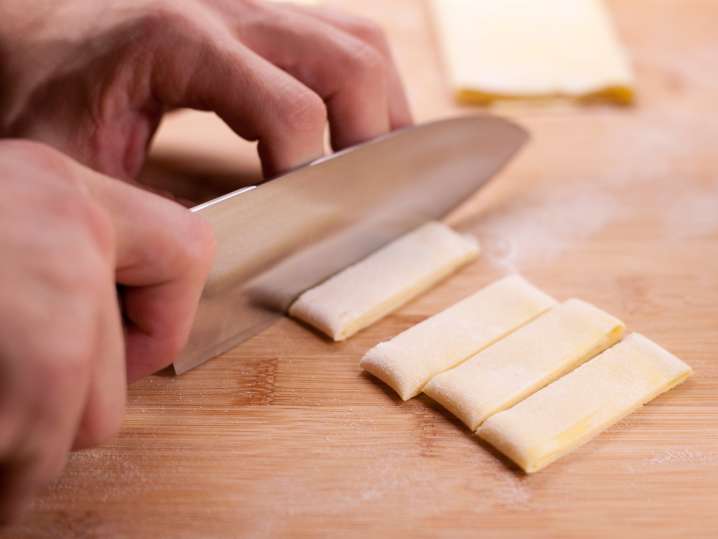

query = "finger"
(0, 244), (98, 520)
(0, 141), (125, 519)
(225, 3), (392, 149)
(72, 250), (126, 449)
(81, 168), (215, 382)
(280, 4), (414, 129)
(149, 17), (327, 177)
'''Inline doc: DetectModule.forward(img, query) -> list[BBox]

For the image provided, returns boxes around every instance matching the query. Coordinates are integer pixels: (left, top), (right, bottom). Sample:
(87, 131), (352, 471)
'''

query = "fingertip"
(124, 328), (187, 383)
(257, 144), (324, 180)
(72, 384), (126, 450)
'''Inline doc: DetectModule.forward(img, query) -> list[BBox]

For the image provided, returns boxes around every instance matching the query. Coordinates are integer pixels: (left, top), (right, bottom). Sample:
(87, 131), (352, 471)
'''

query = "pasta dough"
(477, 333), (693, 473)
(360, 275), (556, 400)
(289, 222), (479, 341)
(423, 299), (625, 430)
(432, 0), (635, 105)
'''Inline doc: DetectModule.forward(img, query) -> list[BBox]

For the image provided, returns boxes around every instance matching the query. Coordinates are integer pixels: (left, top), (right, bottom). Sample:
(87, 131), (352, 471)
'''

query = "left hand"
(0, 0), (412, 180)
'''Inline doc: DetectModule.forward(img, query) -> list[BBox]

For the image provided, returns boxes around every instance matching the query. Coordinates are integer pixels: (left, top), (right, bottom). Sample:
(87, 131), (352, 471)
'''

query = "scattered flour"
(624, 448), (718, 474)
(663, 186), (718, 239)
(475, 184), (621, 271)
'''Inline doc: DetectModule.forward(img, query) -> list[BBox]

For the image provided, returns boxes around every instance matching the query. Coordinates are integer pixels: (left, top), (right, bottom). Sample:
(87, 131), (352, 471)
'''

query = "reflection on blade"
(173, 114), (529, 374)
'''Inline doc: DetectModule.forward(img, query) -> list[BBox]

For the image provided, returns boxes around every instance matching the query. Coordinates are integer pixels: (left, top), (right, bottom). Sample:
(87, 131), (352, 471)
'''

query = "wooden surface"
(7, 1), (718, 537)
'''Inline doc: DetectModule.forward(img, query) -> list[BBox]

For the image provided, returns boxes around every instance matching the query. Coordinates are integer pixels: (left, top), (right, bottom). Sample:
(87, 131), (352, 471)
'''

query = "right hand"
(0, 140), (215, 523)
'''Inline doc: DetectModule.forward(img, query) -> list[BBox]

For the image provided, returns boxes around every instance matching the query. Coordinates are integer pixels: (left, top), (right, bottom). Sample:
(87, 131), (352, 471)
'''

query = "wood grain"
(6, 0), (718, 537)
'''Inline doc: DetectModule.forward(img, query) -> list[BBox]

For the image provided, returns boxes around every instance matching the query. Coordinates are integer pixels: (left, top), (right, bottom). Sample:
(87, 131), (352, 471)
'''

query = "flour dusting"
(663, 186), (718, 238)
(624, 448), (718, 473)
(475, 184), (621, 271)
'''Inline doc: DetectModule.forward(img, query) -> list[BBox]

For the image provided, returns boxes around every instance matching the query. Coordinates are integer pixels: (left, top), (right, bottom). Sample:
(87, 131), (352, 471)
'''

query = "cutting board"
(6, 0), (717, 537)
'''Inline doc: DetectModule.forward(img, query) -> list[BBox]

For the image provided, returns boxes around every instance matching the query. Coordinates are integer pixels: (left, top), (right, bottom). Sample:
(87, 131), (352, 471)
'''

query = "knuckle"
(156, 206), (216, 279)
(137, 3), (193, 35)
(177, 213), (216, 272)
(78, 201), (115, 258)
(51, 247), (108, 301)
(132, 2), (206, 52)
(117, 4), (204, 81)
(279, 88), (327, 135)
(32, 244), (107, 316)
(52, 192), (115, 260)
(37, 337), (94, 396)
(346, 17), (389, 50)
(341, 42), (387, 85)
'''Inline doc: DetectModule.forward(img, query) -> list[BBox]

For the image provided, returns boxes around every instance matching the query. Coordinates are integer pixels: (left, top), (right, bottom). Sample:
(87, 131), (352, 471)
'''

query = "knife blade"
(173, 114), (529, 374)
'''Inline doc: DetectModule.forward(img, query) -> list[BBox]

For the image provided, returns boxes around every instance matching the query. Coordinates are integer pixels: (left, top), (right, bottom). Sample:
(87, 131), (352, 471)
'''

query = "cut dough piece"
(478, 333), (693, 473)
(432, 0), (635, 105)
(424, 299), (625, 430)
(289, 222), (479, 341)
(360, 275), (556, 400)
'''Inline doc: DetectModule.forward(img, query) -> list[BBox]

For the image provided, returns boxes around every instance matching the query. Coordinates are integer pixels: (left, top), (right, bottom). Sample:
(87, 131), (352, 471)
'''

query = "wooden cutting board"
(6, 0), (717, 537)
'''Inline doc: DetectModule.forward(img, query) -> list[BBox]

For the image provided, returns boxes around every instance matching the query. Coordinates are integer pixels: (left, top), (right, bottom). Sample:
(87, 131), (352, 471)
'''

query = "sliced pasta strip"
(424, 299), (625, 430)
(289, 222), (479, 341)
(360, 275), (556, 400)
(477, 333), (692, 473)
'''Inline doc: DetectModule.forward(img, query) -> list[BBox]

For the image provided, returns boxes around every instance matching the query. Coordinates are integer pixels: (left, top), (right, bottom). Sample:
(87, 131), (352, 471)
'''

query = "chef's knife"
(173, 114), (528, 374)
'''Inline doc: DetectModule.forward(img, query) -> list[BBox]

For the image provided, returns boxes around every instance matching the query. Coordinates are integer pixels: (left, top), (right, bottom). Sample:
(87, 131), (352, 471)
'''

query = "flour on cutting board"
(33, 449), (147, 507)
(469, 107), (718, 270)
(624, 448), (718, 474)
(663, 186), (718, 238)
(475, 184), (621, 271)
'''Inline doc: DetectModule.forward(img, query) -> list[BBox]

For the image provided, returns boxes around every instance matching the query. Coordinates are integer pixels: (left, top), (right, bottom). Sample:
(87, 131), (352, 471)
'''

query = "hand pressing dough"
(432, 0), (635, 105)
(424, 299), (625, 430)
(360, 275), (556, 400)
(477, 333), (692, 473)
(289, 222), (479, 341)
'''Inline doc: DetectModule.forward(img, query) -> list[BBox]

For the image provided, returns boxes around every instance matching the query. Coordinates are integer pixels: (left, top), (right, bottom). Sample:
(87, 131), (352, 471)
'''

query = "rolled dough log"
(360, 275), (556, 400)
(432, 0), (635, 105)
(288, 222), (479, 341)
(477, 333), (693, 473)
(424, 299), (625, 430)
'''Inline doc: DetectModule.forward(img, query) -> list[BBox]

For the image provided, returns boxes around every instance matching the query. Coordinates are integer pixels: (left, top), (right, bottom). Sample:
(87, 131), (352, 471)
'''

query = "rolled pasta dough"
(432, 0), (635, 105)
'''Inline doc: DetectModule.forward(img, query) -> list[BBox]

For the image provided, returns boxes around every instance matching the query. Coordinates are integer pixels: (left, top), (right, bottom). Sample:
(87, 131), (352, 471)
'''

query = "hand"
(0, 140), (214, 523)
(0, 0), (412, 181)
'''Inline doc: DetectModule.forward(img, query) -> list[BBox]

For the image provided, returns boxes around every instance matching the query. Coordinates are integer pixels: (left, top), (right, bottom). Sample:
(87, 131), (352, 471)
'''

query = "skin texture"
(0, 0), (411, 523)
(0, 140), (215, 522)
(0, 0), (412, 179)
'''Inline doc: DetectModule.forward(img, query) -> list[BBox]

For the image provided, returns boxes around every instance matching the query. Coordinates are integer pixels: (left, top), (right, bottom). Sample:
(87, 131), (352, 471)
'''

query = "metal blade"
(173, 114), (529, 374)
